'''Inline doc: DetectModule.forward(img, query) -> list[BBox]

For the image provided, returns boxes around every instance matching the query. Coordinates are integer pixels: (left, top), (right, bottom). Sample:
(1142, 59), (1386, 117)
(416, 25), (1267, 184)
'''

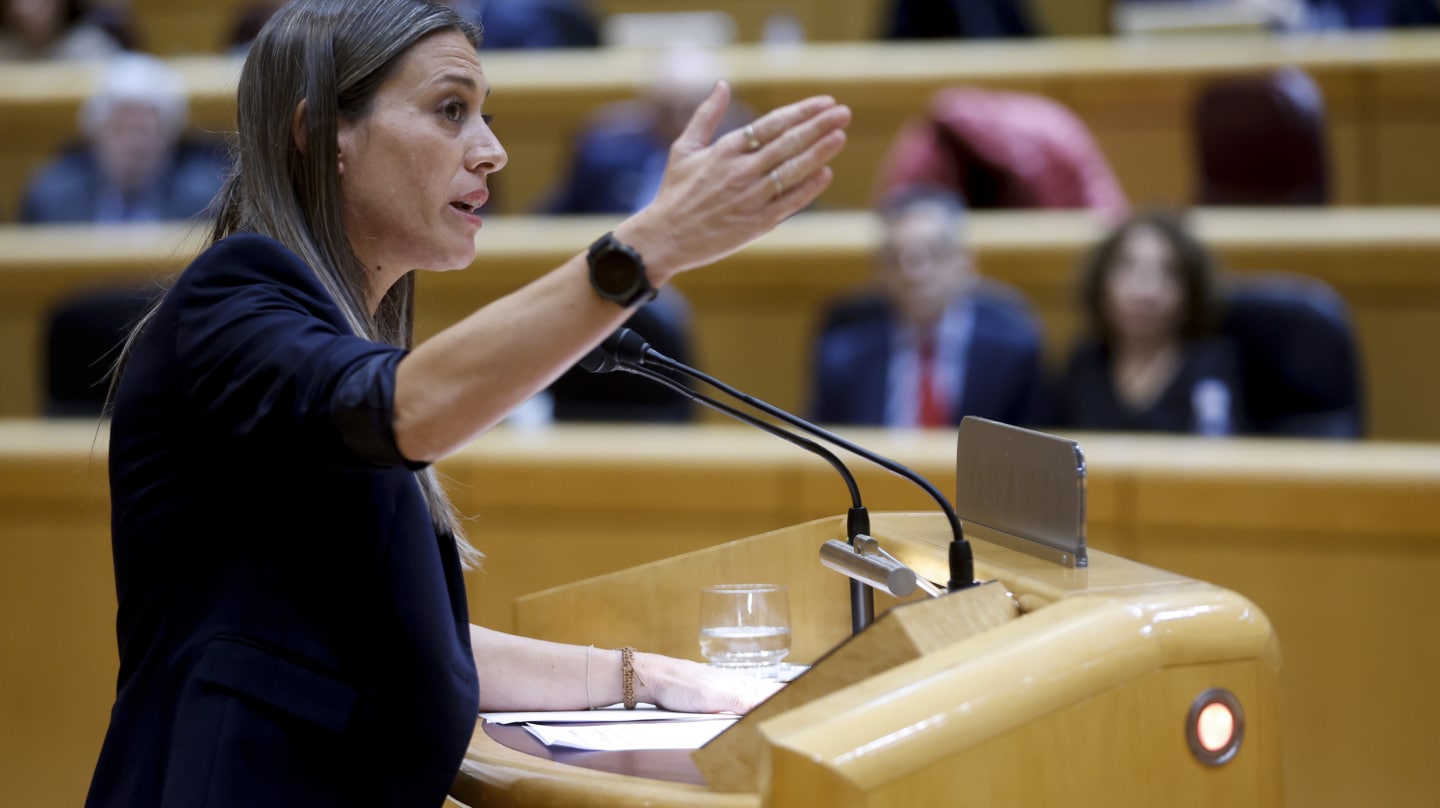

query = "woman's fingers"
(755, 103), (852, 169)
(622, 93), (851, 278)
(674, 80), (733, 155)
(735, 94), (842, 153)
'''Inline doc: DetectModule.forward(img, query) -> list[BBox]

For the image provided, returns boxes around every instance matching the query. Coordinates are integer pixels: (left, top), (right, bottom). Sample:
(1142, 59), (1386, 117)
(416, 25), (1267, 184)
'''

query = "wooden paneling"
(3, 207), (1436, 438)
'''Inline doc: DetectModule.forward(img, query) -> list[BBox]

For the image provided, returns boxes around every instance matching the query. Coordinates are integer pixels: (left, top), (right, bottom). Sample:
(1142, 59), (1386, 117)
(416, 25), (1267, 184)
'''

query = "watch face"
(593, 250), (639, 296)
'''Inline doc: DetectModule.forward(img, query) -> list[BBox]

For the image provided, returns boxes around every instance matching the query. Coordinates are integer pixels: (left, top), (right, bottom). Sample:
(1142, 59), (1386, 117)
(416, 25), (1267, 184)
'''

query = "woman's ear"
(291, 99), (308, 155)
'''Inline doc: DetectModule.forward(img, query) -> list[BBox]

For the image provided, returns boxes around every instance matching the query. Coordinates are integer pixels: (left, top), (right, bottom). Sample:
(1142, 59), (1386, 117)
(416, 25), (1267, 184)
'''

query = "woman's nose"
(467, 124), (508, 175)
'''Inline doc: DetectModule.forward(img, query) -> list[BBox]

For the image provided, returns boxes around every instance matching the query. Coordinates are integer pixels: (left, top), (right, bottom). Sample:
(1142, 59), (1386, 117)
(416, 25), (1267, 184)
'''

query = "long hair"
(1076, 207), (1221, 350)
(115, 0), (484, 567)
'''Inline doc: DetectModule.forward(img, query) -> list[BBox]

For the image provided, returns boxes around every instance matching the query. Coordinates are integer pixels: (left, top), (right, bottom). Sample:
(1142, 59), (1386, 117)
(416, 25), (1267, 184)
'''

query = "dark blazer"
(538, 104), (672, 215)
(19, 139), (230, 224)
(86, 234), (477, 807)
(1045, 337), (1248, 435)
(881, 0), (1039, 38)
(809, 285), (1045, 428)
(539, 100), (752, 215)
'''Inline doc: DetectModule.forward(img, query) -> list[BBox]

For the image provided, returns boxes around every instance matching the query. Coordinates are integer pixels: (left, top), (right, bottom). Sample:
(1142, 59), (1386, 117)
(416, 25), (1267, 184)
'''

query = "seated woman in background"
(1046, 208), (1247, 436)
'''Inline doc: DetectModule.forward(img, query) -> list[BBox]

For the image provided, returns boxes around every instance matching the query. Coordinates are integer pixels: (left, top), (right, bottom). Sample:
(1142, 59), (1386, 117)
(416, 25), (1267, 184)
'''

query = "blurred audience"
(538, 43), (747, 214)
(0, 0), (130, 60)
(874, 85), (1129, 224)
(228, 0), (603, 54)
(535, 44), (746, 423)
(1112, 0), (1438, 34)
(226, 0), (283, 54)
(880, 0), (1041, 38)
(18, 51), (230, 223)
(467, 0), (601, 49)
(808, 184), (1045, 429)
(1044, 208), (1247, 435)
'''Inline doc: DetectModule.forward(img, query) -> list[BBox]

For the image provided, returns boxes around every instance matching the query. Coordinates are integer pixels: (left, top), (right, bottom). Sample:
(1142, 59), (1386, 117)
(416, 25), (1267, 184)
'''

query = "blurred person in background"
(808, 183), (1045, 429)
(880, 0), (1041, 38)
(230, 0), (604, 54)
(1044, 208), (1247, 435)
(0, 0), (130, 60)
(466, 0), (601, 48)
(534, 42), (750, 423)
(538, 43), (749, 214)
(18, 51), (230, 223)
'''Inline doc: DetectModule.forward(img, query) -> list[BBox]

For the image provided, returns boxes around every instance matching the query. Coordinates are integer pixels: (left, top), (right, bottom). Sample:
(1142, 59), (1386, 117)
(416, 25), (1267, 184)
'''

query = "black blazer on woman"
(86, 234), (478, 807)
(1047, 336), (1248, 435)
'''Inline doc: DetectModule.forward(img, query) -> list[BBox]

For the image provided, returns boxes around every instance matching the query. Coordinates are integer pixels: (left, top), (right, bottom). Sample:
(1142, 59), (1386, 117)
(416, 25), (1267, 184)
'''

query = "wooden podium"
(451, 419), (1280, 805)
(451, 507), (1281, 807)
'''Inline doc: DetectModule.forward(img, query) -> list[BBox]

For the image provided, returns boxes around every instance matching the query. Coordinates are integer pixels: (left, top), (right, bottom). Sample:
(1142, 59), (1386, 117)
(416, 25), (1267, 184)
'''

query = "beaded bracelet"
(620, 646), (646, 710)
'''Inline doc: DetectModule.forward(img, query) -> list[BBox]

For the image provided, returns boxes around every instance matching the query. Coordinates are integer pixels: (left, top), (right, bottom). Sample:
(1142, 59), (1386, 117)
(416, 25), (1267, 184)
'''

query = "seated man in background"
(808, 184), (1045, 429)
(18, 51), (230, 223)
(538, 43), (749, 214)
(533, 43), (749, 423)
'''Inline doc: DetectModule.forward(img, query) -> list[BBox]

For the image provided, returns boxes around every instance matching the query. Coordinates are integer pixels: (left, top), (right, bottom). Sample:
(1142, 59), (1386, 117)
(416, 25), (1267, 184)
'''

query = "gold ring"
(744, 124), (761, 152)
(769, 169), (785, 196)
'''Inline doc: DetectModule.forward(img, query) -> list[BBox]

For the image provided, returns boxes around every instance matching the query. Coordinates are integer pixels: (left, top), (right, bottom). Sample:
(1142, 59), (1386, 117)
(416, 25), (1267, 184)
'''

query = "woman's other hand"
(637, 652), (785, 714)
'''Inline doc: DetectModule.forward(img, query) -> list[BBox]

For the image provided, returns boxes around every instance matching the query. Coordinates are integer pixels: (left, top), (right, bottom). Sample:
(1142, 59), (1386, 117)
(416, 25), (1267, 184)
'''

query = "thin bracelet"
(585, 644), (594, 710)
(620, 646), (646, 710)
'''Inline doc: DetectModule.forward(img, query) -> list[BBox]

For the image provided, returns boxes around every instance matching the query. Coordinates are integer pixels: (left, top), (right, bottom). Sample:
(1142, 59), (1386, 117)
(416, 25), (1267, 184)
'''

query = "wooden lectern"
(450, 421), (1282, 807)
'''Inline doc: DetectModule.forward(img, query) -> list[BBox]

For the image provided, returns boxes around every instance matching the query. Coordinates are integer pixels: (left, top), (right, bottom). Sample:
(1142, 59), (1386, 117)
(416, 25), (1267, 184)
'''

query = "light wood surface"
(4, 206), (1437, 437)
(464, 511), (1281, 806)
(3, 32), (1438, 223)
(3, 420), (1437, 807)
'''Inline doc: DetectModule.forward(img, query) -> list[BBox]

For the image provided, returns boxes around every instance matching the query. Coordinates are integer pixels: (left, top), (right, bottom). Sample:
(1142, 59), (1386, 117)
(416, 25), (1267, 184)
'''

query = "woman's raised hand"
(614, 81), (852, 284)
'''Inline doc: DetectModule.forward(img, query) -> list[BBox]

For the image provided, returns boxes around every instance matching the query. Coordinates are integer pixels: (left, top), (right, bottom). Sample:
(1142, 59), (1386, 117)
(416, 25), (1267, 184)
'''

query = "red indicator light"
(1187, 688), (1244, 766)
(1197, 702), (1235, 752)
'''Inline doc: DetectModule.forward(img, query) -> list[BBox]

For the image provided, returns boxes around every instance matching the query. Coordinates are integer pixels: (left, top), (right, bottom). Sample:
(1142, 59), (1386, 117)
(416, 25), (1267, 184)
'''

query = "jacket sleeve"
(172, 233), (425, 470)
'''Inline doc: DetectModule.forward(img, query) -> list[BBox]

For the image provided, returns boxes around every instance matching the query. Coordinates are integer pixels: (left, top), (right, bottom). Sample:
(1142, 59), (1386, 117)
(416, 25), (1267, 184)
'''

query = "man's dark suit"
(809, 284), (1044, 428)
(19, 139), (230, 223)
(537, 104), (672, 215)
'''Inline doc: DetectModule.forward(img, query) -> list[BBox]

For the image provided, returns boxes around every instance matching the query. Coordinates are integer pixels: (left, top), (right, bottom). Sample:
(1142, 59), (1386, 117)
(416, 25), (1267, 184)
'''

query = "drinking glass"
(698, 583), (791, 669)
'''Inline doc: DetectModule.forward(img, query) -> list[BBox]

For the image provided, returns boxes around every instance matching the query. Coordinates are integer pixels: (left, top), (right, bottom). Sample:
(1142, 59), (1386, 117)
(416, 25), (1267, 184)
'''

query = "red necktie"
(918, 336), (947, 427)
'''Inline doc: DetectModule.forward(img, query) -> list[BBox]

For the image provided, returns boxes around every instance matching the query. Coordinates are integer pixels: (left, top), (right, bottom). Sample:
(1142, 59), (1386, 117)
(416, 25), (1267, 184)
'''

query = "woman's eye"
(442, 101), (465, 122)
(481, 113), (494, 126)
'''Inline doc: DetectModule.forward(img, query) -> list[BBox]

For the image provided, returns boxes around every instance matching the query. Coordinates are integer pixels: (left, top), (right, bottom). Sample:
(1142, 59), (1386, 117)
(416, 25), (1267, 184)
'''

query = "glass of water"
(698, 583), (791, 670)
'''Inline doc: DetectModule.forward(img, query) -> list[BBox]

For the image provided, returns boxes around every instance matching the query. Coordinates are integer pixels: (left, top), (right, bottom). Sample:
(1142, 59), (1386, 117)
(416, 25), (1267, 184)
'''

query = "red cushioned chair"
(1193, 67), (1331, 206)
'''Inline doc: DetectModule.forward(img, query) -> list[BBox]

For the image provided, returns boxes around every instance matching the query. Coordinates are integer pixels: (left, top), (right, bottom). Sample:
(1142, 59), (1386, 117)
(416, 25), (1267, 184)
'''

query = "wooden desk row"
(2, 31), (1438, 222)
(3, 206), (1437, 438)
(2, 420), (1437, 807)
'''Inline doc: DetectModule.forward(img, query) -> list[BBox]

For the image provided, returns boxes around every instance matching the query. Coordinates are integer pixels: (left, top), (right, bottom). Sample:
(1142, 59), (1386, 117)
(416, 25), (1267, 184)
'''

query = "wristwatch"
(587, 232), (657, 308)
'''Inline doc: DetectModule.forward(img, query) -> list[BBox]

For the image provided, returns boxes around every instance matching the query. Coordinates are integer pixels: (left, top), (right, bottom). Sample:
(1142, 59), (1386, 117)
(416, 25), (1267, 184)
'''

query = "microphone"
(586, 328), (977, 595)
(582, 340), (884, 631)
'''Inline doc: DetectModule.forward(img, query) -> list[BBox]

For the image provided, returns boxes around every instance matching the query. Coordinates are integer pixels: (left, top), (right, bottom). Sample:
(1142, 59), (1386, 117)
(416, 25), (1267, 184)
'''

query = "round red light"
(1186, 688), (1244, 766)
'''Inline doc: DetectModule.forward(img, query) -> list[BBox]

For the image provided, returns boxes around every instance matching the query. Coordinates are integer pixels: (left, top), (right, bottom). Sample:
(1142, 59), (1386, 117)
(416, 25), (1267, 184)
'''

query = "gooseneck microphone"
(581, 341), (881, 631)
(586, 328), (977, 595)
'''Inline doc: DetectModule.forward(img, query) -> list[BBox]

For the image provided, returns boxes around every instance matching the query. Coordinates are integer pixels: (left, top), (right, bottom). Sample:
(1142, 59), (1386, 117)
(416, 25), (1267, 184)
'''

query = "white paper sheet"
(518, 716), (739, 751)
(480, 704), (734, 725)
